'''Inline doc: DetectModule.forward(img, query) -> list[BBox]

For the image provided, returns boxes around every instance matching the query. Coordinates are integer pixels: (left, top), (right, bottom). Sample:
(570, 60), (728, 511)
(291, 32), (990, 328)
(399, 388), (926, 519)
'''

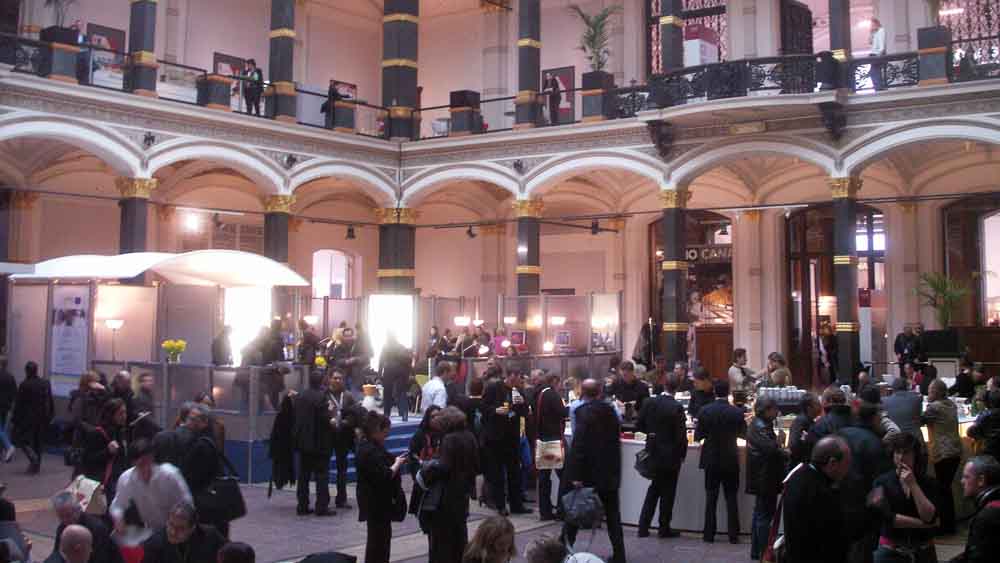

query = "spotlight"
(466, 225), (477, 239)
(591, 220), (599, 235)
(346, 225), (356, 240)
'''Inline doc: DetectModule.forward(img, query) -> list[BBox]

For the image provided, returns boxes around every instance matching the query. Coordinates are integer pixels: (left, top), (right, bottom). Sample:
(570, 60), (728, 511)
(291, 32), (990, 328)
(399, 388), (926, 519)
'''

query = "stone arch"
(400, 162), (520, 207)
(146, 139), (286, 195)
(0, 113), (144, 177)
(669, 137), (837, 188)
(841, 118), (1000, 177)
(523, 149), (665, 197)
(289, 160), (398, 207)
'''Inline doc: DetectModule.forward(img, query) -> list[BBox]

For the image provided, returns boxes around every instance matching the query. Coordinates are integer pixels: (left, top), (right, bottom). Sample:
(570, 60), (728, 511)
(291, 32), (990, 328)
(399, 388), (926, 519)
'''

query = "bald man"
(59, 524), (93, 563)
(782, 436), (852, 563)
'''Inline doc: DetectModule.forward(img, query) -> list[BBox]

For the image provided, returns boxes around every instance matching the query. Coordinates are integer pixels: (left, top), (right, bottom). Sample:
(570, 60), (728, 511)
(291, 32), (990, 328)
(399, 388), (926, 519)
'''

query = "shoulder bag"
(534, 388), (565, 470)
(193, 437), (247, 524)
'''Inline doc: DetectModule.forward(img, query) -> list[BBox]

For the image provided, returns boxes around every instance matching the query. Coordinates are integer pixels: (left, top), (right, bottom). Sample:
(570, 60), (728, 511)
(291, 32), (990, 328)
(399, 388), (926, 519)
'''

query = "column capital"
(263, 195), (296, 213)
(512, 198), (544, 218)
(116, 177), (158, 199)
(375, 207), (418, 225)
(659, 187), (691, 209)
(11, 190), (39, 210)
(156, 204), (175, 221)
(741, 210), (761, 222)
(480, 223), (507, 236)
(829, 177), (862, 199)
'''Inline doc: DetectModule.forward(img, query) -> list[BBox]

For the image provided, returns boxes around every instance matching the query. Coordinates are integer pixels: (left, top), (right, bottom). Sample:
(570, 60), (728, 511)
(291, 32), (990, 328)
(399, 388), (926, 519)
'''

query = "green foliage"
(914, 272), (969, 328)
(567, 4), (623, 72)
(44, 0), (78, 28)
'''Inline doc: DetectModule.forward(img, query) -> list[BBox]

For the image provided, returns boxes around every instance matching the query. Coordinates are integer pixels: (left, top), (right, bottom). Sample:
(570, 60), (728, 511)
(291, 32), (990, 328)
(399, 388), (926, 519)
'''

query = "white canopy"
(10, 250), (309, 287)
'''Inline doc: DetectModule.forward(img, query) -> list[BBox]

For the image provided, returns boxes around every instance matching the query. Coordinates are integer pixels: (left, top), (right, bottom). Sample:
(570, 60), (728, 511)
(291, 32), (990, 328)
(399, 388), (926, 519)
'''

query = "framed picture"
(85, 24), (126, 71)
(332, 80), (357, 100)
(509, 330), (526, 346)
(541, 65), (575, 125)
(555, 330), (571, 347)
(213, 52), (245, 77)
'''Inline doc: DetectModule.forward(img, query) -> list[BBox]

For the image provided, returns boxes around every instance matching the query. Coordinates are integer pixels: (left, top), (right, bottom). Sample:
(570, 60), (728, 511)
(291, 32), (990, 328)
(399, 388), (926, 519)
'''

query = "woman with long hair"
(419, 406), (479, 563)
(80, 397), (129, 500)
(356, 411), (406, 563)
(408, 405), (442, 513)
(461, 515), (516, 563)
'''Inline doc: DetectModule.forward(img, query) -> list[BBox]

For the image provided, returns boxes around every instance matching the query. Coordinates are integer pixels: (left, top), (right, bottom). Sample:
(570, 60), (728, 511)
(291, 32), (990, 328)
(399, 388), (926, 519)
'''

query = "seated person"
(50, 491), (122, 563)
(142, 501), (226, 563)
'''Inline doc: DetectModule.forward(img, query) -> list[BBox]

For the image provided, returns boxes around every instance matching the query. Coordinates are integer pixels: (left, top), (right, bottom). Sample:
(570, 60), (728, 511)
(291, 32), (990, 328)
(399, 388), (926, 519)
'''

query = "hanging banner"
(50, 285), (91, 394)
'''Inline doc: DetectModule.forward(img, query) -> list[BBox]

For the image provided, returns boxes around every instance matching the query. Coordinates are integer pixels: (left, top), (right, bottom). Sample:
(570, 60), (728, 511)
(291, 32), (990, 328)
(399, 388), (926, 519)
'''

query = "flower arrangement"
(161, 339), (187, 362)
(314, 356), (328, 369)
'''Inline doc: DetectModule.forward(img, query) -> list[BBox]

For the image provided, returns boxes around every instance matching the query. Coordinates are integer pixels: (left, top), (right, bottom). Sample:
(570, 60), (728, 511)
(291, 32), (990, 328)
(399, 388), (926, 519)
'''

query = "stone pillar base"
(197, 74), (234, 111)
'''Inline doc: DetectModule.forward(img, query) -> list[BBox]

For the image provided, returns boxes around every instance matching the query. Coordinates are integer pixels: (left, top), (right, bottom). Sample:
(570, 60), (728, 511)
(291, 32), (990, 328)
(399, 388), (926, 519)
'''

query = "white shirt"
(110, 463), (192, 530)
(422, 376), (447, 412)
(871, 27), (886, 56)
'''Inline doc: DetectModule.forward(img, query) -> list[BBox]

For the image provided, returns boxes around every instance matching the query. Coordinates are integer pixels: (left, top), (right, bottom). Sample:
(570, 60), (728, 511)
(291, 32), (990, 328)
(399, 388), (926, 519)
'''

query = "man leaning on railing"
(869, 18), (887, 91)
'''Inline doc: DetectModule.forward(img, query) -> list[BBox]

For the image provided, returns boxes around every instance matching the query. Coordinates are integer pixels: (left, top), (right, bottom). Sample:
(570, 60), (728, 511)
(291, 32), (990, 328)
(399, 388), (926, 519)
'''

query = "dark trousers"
(296, 452), (330, 512)
(428, 517), (467, 563)
(638, 465), (681, 533)
(870, 58), (886, 91)
(934, 456), (961, 534)
(332, 446), (350, 505)
(750, 493), (777, 559)
(704, 467), (740, 541)
(245, 88), (261, 116)
(563, 488), (626, 563)
(538, 467), (563, 518)
(365, 517), (392, 563)
(548, 98), (560, 125)
(20, 424), (44, 469)
(485, 441), (525, 511)
(383, 383), (409, 422)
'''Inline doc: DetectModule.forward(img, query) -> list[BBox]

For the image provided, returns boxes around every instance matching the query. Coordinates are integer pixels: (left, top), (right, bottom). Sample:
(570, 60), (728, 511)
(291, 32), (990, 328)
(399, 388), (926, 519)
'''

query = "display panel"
(367, 294), (415, 373)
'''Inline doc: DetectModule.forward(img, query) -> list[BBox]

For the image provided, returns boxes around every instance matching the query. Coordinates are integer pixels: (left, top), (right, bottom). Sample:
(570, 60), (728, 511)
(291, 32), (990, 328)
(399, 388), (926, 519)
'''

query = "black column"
(115, 178), (157, 254)
(514, 200), (543, 296)
(0, 189), (11, 262)
(828, 0), (851, 63)
(264, 195), (293, 263)
(267, 0), (297, 122)
(831, 177), (861, 385)
(660, 188), (689, 366)
(126, 0), (158, 97)
(515, 0), (541, 128)
(659, 0), (684, 73)
(383, 0), (419, 140)
(377, 208), (416, 293)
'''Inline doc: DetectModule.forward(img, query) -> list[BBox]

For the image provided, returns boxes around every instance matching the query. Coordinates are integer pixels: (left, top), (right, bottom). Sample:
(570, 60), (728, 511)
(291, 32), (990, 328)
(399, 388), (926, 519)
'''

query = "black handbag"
(634, 437), (659, 480)
(391, 476), (407, 522)
(194, 437), (247, 524)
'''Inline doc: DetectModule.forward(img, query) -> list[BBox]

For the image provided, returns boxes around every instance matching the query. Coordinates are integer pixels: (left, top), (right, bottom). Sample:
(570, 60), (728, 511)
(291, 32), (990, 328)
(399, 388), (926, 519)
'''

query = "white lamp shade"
(542, 341), (555, 353)
(104, 319), (124, 330)
(453, 316), (471, 327)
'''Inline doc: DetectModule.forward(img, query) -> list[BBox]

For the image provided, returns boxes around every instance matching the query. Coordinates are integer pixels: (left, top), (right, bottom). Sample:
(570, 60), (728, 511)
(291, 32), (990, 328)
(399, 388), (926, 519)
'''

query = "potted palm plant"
(914, 272), (969, 355)
(40, 0), (80, 45)
(568, 4), (622, 90)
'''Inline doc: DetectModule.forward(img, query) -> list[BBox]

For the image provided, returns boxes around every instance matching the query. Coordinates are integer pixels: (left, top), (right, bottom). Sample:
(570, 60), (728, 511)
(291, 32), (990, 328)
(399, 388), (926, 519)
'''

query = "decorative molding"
(833, 255), (859, 265)
(383, 14), (419, 24)
(264, 195), (295, 213)
(517, 38), (542, 49)
(375, 207), (418, 225)
(377, 269), (416, 278)
(516, 265), (541, 275)
(836, 321), (860, 332)
(480, 223), (506, 236)
(659, 15), (683, 27)
(661, 322), (688, 332)
(513, 199), (544, 218)
(829, 177), (862, 199)
(659, 188), (690, 209)
(729, 121), (766, 135)
(742, 210), (760, 222)
(382, 58), (418, 69)
(116, 177), (158, 198)
(660, 261), (688, 271)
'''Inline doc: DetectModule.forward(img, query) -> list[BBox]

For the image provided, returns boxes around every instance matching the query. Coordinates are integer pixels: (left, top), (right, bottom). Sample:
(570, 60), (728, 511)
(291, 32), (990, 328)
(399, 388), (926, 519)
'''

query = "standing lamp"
(105, 319), (125, 361)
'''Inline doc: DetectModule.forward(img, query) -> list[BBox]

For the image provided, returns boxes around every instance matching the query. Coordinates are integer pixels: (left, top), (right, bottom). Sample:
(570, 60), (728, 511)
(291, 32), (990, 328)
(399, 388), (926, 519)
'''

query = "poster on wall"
(50, 285), (91, 396)
(213, 52), (245, 77)
(85, 24), (126, 69)
(541, 66), (575, 125)
(332, 80), (357, 100)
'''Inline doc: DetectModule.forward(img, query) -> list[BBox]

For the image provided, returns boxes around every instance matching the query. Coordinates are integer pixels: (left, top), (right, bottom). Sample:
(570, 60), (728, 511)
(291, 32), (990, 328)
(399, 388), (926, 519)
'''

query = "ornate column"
(514, 0), (542, 129)
(376, 208), (417, 294)
(659, 0), (684, 73)
(514, 199), (543, 296)
(831, 177), (862, 385)
(127, 0), (159, 97)
(267, 0), (297, 122)
(659, 186), (689, 366)
(733, 210), (764, 366)
(828, 0), (852, 62)
(382, 0), (420, 140)
(8, 191), (40, 263)
(263, 195), (294, 263)
(481, 6), (512, 130)
(116, 178), (158, 254)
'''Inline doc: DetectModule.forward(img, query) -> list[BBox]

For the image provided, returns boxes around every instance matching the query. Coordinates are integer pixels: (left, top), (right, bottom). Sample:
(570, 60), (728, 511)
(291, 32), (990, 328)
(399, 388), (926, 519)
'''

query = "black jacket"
(379, 342), (412, 392)
(950, 370), (976, 400)
(356, 438), (398, 523)
(838, 424), (889, 540)
(968, 409), (1000, 462)
(293, 387), (334, 455)
(418, 430), (479, 525)
(141, 524), (226, 563)
(154, 426), (218, 494)
(0, 370), (16, 412)
(53, 513), (124, 563)
(269, 393), (296, 491)
(807, 405), (853, 447)
(635, 393), (687, 471)
(688, 388), (714, 418)
(535, 386), (569, 442)
(211, 333), (232, 366)
(782, 463), (848, 563)
(953, 486), (1000, 563)
(78, 422), (128, 490)
(480, 381), (528, 445)
(12, 374), (54, 430)
(326, 389), (360, 451)
(297, 330), (321, 365)
(788, 412), (816, 468)
(608, 378), (650, 412)
(565, 399), (621, 492)
(694, 398), (747, 471)
(746, 417), (787, 496)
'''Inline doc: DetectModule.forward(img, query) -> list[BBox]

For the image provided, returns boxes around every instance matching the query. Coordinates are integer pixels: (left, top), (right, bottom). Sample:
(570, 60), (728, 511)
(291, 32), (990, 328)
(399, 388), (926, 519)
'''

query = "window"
(312, 249), (353, 299)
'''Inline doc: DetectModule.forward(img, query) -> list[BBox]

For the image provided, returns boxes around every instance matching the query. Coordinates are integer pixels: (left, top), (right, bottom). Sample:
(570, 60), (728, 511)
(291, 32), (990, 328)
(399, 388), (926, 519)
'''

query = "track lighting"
(346, 225), (356, 240)
(591, 220), (599, 235)
(719, 223), (729, 236)
(466, 225), (477, 239)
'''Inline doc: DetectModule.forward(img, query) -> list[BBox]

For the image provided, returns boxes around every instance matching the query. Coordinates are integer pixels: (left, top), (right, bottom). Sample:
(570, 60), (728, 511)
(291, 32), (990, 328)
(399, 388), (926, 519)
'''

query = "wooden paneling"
(696, 324), (733, 380)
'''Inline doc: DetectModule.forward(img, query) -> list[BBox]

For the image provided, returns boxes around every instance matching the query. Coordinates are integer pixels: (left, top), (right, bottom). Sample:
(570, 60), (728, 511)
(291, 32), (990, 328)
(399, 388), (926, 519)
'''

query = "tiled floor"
(1, 454), (969, 562)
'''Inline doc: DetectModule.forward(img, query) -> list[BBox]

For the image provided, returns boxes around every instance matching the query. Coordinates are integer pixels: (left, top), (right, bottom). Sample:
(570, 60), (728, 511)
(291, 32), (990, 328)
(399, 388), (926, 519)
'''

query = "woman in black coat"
(79, 398), (129, 501)
(408, 405), (442, 513)
(746, 398), (788, 561)
(357, 411), (406, 563)
(418, 406), (479, 563)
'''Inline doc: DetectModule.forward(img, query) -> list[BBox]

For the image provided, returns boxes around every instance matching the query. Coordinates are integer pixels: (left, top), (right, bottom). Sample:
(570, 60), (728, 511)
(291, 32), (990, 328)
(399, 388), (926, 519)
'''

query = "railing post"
(917, 26), (952, 86)
(449, 90), (483, 136)
(196, 74), (234, 111)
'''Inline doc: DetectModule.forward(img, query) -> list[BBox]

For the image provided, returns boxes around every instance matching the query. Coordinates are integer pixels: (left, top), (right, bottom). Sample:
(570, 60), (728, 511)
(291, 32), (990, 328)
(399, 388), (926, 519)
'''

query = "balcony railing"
(950, 35), (1000, 83)
(849, 53), (920, 93)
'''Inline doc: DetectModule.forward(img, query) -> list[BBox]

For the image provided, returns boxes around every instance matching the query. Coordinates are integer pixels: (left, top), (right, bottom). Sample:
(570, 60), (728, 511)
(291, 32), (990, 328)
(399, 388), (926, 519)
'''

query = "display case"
(497, 292), (622, 356)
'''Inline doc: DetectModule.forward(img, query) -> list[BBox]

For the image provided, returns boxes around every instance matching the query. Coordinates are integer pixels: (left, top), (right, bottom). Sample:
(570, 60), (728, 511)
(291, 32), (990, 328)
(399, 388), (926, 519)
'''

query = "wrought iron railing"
(0, 33), (46, 75)
(849, 52), (920, 92)
(950, 35), (1000, 82)
(648, 54), (818, 108)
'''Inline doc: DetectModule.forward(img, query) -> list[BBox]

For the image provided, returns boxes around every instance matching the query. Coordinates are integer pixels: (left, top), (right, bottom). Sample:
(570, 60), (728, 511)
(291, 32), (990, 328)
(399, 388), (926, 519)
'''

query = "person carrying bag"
(190, 436), (247, 535)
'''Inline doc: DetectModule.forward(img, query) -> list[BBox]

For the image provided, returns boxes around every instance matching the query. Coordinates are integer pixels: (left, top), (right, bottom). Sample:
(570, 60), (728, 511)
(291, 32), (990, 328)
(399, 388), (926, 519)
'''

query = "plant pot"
(582, 70), (614, 91)
(167, 354), (182, 364)
(40, 26), (81, 45)
(921, 329), (959, 357)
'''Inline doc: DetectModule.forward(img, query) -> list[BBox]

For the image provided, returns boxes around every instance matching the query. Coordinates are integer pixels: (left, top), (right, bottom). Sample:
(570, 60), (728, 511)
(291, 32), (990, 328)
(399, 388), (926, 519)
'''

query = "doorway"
(312, 249), (354, 299)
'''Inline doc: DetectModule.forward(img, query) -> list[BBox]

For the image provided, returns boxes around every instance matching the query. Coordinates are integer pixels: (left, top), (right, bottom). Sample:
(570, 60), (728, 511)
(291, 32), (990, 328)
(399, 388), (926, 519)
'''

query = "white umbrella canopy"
(11, 250), (308, 287)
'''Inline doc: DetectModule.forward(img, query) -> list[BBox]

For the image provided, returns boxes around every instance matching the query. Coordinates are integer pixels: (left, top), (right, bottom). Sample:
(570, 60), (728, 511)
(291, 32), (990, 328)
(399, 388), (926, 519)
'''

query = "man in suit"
(544, 72), (562, 125)
(694, 378), (747, 543)
(883, 374), (925, 445)
(327, 369), (359, 509)
(564, 379), (626, 563)
(293, 371), (335, 516)
(636, 374), (688, 538)
(11, 361), (53, 474)
(331, 327), (370, 394)
(141, 501), (226, 563)
(535, 372), (569, 521)
(481, 370), (532, 515)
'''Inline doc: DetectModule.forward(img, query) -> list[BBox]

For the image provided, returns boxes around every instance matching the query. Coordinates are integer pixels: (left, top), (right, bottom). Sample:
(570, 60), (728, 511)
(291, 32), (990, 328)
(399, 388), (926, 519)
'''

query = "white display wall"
(93, 285), (158, 363)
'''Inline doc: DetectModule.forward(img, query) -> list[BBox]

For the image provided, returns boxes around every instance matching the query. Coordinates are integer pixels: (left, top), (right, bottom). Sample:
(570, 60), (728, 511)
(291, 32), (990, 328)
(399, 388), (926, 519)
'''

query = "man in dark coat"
(694, 378), (746, 543)
(893, 325), (920, 365)
(297, 319), (321, 367)
(883, 374), (925, 444)
(379, 333), (412, 422)
(141, 501), (225, 563)
(838, 401), (890, 563)
(607, 360), (650, 418)
(789, 392), (821, 468)
(327, 369), (360, 509)
(481, 371), (532, 515)
(746, 398), (788, 560)
(293, 371), (335, 516)
(635, 374), (687, 538)
(951, 455), (1000, 563)
(11, 361), (53, 473)
(688, 367), (715, 418)
(330, 327), (370, 394)
(563, 379), (626, 563)
(968, 391), (1000, 461)
(535, 372), (569, 521)
(0, 362), (17, 461)
(807, 386), (854, 446)
(50, 491), (124, 563)
(782, 436), (852, 563)
(211, 326), (233, 366)
(544, 72), (562, 125)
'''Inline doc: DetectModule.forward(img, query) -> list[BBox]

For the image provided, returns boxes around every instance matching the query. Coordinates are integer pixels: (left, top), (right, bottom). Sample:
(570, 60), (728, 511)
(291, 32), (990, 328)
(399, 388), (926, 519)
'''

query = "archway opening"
(944, 193), (1000, 327)
(312, 249), (354, 299)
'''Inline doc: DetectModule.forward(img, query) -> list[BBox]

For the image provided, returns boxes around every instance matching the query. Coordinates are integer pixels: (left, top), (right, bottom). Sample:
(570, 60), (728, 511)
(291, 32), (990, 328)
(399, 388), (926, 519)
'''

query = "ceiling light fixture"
(466, 225), (477, 239)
